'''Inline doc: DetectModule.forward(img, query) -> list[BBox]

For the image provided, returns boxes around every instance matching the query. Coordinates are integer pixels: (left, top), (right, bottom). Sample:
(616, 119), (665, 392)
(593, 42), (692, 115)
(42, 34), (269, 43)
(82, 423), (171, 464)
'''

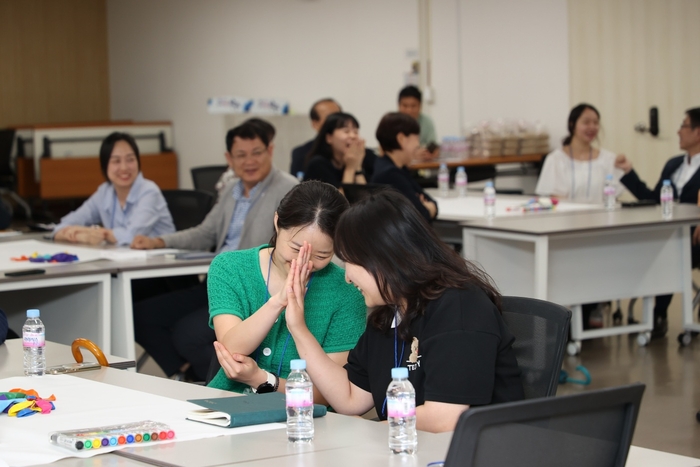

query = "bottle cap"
(606, 174), (613, 180)
(26, 309), (40, 318)
(290, 359), (306, 370)
(391, 367), (408, 379)
(440, 163), (447, 169)
(485, 181), (494, 187)
(457, 166), (465, 172)
(663, 179), (671, 186)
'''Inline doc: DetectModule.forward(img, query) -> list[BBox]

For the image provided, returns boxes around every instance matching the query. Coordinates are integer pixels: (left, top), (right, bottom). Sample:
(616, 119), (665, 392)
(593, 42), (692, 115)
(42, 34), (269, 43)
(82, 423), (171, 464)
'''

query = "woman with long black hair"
(285, 189), (524, 433)
(207, 181), (366, 403)
(536, 103), (625, 203)
(303, 112), (369, 189)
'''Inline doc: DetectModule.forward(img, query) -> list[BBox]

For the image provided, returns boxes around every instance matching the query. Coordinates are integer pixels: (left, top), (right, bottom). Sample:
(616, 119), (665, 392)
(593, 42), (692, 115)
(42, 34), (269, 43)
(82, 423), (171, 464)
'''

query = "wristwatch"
(354, 170), (365, 176)
(252, 371), (279, 394)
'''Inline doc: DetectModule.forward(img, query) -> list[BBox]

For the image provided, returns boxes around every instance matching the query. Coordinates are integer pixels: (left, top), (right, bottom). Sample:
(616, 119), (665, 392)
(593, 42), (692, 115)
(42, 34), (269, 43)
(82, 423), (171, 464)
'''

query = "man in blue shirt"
(616, 107), (700, 337)
(131, 119), (297, 380)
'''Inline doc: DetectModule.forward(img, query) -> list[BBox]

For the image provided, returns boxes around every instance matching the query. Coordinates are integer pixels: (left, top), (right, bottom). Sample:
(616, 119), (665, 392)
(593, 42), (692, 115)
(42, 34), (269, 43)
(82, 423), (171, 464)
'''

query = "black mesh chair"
(191, 165), (228, 197)
(444, 383), (645, 467)
(162, 189), (214, 231)
(501, 296), (571, 399)
(0, 129), (32, 220)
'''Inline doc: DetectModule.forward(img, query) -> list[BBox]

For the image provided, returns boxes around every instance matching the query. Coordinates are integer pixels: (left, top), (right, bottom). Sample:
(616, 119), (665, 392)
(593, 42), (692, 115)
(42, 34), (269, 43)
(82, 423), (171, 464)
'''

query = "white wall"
(429, 0), (570, 145)
(107, 0), (418, 188)
(107, 0), (570, 188)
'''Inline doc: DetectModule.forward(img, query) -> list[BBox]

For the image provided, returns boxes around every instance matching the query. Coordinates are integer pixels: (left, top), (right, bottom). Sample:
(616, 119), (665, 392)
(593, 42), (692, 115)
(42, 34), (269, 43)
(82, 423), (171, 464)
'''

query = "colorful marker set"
(50, 420), (175, 452)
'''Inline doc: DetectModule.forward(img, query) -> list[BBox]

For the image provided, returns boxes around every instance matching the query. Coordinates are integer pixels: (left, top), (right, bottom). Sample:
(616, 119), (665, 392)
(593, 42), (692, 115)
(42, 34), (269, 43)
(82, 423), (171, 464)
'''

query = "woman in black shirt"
(304, 112), (368, 189)
(286, 190), (524, 433)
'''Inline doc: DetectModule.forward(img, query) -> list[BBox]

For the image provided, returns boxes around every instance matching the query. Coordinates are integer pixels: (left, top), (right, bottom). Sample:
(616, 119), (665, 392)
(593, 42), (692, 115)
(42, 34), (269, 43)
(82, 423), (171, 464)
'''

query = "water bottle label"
(604, 187), (615, 195)
(286, 389), (313, 408)
(438, 175), (449, 183)
(661, 194), (673, 202)
(484, 195), (495, 206)
(23, 332), (45, 348)
(387, 398), (416, 417)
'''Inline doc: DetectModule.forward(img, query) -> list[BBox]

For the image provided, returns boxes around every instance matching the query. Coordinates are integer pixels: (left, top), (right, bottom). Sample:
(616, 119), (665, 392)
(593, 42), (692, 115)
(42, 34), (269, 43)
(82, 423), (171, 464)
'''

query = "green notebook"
(186, 392), (327, 428)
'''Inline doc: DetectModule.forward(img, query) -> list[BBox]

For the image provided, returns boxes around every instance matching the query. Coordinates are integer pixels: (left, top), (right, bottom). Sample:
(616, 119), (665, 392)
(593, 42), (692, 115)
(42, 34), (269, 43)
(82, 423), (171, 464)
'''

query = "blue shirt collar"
(232, 179), (260, 201)
(107, 172), (145, 212)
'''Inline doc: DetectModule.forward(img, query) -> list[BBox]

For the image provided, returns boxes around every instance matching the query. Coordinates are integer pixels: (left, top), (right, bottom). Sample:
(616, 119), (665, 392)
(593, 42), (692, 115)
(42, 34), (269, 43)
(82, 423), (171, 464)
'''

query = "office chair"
(501, 296), (572, 399)
(0, 129), (32, 220)
(190, 165), (228, 197)
(161, 189), (214, 231)
(444, 383), (645, 467)
(135, 189), (215, 374)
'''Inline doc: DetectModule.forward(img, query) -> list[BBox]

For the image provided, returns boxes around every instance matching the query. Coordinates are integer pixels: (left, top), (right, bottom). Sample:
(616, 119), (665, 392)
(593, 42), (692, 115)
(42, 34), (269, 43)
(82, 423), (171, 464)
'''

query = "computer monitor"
(444, 383), (645, 467)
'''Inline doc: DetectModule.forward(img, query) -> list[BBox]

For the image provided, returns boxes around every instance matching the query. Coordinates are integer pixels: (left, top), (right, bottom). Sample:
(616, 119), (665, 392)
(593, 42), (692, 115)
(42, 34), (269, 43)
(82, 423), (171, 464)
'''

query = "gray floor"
(138, 291), (700, 459)
(557, 295), (700, 459)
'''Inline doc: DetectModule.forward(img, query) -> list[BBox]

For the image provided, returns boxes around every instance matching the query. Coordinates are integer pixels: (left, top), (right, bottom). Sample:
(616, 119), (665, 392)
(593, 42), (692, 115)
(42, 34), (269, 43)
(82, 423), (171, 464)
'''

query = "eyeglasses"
(231, 148), (267, 162)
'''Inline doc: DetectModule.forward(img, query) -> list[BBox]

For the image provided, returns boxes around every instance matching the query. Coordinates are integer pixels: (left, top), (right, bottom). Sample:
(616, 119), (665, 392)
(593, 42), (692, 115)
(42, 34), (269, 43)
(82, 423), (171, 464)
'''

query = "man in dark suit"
(290, 98), (341, 177)
(616, 107), (700, 337)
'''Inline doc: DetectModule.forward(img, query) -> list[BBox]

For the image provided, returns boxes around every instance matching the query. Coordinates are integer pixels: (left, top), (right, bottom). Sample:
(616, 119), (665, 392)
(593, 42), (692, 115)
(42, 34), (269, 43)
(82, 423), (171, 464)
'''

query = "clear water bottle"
(286, 359), (314, 443)
(437, 163), (450, 197)
(387, 367), (417, 455)
(23, 309), (45, 376)
(455, 166), (468, 197)
(484, 181), (496, 218)
(661, 179), (673, 219)
(603, 174), (616, 210)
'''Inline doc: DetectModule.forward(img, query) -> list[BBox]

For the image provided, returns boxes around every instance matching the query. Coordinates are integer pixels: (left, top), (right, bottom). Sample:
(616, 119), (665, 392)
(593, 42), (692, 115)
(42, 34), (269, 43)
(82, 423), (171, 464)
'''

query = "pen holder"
(71, 338), (109, 367)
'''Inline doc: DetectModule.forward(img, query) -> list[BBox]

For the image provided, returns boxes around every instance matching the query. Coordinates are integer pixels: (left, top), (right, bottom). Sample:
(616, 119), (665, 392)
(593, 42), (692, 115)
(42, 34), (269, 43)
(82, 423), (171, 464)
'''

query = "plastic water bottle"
(484, 181), (496, 218)
(387, 367), (417, 454)
(661, 179), (673, 219)
(286, 359), (314, 443)
(455, 166), (468, 197)
(603, 174), (616, 210)
(437, 163), (449, 197)
(23, 309), (45, 376)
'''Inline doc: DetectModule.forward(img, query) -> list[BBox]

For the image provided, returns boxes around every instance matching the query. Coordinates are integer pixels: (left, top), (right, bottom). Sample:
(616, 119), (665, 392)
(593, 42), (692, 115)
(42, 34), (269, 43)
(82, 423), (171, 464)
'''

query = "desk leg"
(110, 274), (136, 361)
(568, 304), (583, 355)
(533, 236), (548, 300)
(679, 226), (696, 331)
(462, 230), (476, 260)
(98, 276), (111, 355)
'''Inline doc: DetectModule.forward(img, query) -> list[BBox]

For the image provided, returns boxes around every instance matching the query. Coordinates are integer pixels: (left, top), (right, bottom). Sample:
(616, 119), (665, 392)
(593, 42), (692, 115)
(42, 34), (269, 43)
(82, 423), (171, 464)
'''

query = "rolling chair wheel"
(636, 332), (651, 347)
(566, 341), (581, 356)
(678, 332), (694, 347)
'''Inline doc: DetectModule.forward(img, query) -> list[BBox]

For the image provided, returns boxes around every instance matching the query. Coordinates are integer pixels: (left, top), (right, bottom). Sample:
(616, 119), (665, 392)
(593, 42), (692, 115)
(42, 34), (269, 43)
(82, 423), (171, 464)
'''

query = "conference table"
(1, 341), (698, 467)
(0, 238), (212, 360)
(431, 192), (700, 354)
(408, 153), (544, 170)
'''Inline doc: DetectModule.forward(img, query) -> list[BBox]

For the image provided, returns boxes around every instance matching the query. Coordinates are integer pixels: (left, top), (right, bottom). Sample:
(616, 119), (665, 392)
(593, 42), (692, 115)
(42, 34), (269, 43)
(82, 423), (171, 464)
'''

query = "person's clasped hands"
(213, 242), (314, 384)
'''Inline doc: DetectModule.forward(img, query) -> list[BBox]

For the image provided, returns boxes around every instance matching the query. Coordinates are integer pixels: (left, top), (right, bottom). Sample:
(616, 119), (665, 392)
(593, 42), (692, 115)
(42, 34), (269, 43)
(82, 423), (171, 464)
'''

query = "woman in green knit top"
(208, 181), (366, 401)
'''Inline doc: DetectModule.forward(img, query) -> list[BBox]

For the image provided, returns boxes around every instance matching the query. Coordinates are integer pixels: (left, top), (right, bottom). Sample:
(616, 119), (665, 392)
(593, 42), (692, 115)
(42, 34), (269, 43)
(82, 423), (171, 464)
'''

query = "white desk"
(110, 257), (211, 360)
(2, 342), (696, 467)
(460, 205), (700, 353)
(0, 238), (213, 360)
(1, 263), (113, 355)
(430, 190), (601, 222)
